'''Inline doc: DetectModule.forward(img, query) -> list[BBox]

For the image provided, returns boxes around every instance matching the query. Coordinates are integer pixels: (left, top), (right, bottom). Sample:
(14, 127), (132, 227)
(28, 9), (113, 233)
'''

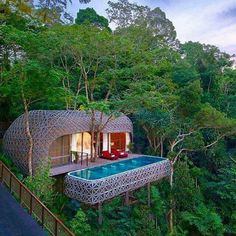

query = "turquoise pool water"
(69, 156), (165, 180)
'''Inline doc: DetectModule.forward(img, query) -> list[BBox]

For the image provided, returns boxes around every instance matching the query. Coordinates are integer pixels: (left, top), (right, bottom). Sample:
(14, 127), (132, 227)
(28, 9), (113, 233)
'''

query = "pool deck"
(50, 153), (141, 176)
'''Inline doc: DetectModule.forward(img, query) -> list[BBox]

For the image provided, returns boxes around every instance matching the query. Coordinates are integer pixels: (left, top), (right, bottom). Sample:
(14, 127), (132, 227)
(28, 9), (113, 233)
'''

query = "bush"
(24, 161), (55, 207)
(70, 209), (91, 236)
(181, 203), (224, 236)
(0, 153), (13, 167)
(0, 153), (24, 180)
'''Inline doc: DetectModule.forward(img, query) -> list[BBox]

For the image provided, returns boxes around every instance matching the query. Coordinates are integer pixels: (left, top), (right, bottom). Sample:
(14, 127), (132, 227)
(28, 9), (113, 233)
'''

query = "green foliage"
(173, 161), (203, 212)
(0, 153), (24, 180)
(177, 80), (202, 118)
(95, 197), (135, 236)
(0, 153), (13, 168)
(24, 161), (55, 207)
(70, 209), (91, 236)
(1, 0), (236, 235)
(173, 61), (199, 85)
(195, 103), (236, 129)
(51, 193), (69, 215)
(75, 8), (111, 31)
(206, 166), (236, 234)
(151, 186), (168, 233)
(132, 205), (160, 236)
(107, 0), (177, 45)
(181, 204), (224, 236)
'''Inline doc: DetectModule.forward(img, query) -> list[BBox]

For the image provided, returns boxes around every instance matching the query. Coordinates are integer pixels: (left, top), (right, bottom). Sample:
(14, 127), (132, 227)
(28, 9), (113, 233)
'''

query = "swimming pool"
(69, 156), (165, 180)
(65, 156), (171, 204)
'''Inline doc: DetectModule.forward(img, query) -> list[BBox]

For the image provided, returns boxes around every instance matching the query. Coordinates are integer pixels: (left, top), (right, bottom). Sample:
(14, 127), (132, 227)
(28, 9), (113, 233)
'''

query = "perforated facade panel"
(3, 110), (133, 175)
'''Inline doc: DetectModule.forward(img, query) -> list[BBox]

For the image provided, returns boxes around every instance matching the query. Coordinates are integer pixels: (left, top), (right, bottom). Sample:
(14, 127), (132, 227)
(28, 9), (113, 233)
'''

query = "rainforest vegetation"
(0, 0), (236, 235)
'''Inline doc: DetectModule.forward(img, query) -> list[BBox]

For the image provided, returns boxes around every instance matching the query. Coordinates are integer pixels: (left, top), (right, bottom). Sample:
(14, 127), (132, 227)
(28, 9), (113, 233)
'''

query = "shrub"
(0, 153), (13, 167)
(70, 209), (91, 236)
(0, 153), (24, 180)
(181, 203), (224, 236)
(24, 161), (55, 207)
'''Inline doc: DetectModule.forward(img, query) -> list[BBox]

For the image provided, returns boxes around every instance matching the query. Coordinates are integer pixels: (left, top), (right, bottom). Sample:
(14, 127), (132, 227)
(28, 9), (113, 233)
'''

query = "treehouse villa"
(3, 110), (170, 222)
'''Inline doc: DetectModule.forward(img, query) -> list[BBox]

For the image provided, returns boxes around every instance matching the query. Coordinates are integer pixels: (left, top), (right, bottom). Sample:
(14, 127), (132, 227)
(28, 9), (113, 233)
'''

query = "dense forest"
(0, 0), (236, 235)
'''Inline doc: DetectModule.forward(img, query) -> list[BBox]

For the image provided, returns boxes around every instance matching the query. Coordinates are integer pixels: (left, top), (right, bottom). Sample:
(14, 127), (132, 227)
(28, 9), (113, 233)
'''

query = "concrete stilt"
(98, 202), (103, 225)
(125, 191), (129, 206)
(147, 182), (151, 207)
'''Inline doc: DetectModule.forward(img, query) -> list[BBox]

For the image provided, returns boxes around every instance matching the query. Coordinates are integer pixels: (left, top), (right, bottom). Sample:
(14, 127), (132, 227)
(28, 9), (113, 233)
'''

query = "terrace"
(64, 155), (171, 224)
(3, 110), (133, 176)
(3, 110), (171, 225)
(50, 153), (140, 176)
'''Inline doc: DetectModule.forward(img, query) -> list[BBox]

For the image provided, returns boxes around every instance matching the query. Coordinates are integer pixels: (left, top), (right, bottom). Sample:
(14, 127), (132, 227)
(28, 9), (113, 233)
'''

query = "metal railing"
(0, 161), (74, 236)
(71, 151), (89, 166)
(51, 155), (72, 167)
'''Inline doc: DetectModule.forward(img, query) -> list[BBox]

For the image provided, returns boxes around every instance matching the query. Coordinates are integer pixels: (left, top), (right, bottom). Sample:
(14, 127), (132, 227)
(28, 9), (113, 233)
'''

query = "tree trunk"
(169, 162), (174, 234)
(94, 132), (100, 162)
(160, 137), (163, 157)
(90, 110), (95, 162)
(90, 131), (95, 162)
(22, 93), (33, 176)
(207, 76), (212, 93)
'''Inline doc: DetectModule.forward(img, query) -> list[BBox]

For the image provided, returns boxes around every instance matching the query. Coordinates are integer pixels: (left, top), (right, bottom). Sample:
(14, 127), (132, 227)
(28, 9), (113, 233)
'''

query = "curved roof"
(3, 110), (133, 175)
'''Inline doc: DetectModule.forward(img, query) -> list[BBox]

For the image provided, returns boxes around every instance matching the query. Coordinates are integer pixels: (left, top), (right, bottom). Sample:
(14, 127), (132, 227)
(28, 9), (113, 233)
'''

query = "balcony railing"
(0, 161), (75, 236)
(71, 151), (89, 166)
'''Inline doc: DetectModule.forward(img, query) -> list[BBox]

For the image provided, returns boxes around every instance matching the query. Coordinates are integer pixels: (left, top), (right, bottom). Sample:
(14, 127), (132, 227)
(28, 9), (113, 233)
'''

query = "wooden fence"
(0, 161), (75, 236)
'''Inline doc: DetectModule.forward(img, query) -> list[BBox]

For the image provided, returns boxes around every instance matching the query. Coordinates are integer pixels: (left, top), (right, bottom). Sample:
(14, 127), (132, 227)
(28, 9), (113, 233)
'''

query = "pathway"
(0, 183), (46, 236)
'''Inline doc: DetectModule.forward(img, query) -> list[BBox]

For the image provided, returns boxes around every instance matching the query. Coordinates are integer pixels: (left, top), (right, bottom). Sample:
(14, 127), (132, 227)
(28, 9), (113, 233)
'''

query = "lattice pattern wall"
(64, 159), (171, 204)
(3, 110), (133, 175)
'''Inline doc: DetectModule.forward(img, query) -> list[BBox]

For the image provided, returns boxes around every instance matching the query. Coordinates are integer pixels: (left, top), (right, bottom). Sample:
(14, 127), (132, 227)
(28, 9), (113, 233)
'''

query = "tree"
(218, 68), (236, 117)
(36, 0), (73, 24)
(206, 165), (236, 234)
(27, 23), (136, 161)
(172, 161), (202, 212)
(0, 0), (33, 26)
(180, 41), (233, 94)
(1, 0), (236, 233)
(181, 204), (224, 236)
(121, 73), (236, 233)
(75, 8), (111, 31)
(107, 0), (177, 46)
(70, 209), (91, 236)
(107, 0), (149, 28)
(1, 24), (63, 174)
(1, 59), (62, 175)
(78, 0), (91, 3)
(24, 161), (56, 207)
(150, 186), (167, 233)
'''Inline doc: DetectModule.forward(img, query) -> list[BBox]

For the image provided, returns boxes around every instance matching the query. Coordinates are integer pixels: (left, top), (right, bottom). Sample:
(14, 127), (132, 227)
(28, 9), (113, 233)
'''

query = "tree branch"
(230, 156), (236, 165)
(170, 130), (196, 151)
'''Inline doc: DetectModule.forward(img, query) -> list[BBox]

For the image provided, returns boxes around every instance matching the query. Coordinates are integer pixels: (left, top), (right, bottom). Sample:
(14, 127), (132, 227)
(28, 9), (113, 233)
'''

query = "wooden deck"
(50, 154), (141, 176)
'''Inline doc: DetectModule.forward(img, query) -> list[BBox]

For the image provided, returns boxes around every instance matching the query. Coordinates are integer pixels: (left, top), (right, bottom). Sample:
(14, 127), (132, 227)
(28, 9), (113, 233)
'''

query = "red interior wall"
(111, 133), (126, 151)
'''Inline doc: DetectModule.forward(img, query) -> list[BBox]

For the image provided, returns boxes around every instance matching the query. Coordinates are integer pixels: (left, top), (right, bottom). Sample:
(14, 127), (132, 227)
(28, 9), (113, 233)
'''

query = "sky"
(69, 0), (236, 55)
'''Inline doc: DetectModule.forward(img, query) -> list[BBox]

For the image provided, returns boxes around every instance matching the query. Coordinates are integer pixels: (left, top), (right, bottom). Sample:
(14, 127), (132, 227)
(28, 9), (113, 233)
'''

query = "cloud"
(220, 6), (236, 19)
(158, 0), (236, 54)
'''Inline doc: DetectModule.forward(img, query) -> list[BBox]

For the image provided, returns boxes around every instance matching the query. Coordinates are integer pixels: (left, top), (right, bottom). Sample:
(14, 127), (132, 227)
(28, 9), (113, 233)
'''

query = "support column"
(147, 182), (151, 207)
(98, 202), (103, 225)
(125, 191), (129, 206)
